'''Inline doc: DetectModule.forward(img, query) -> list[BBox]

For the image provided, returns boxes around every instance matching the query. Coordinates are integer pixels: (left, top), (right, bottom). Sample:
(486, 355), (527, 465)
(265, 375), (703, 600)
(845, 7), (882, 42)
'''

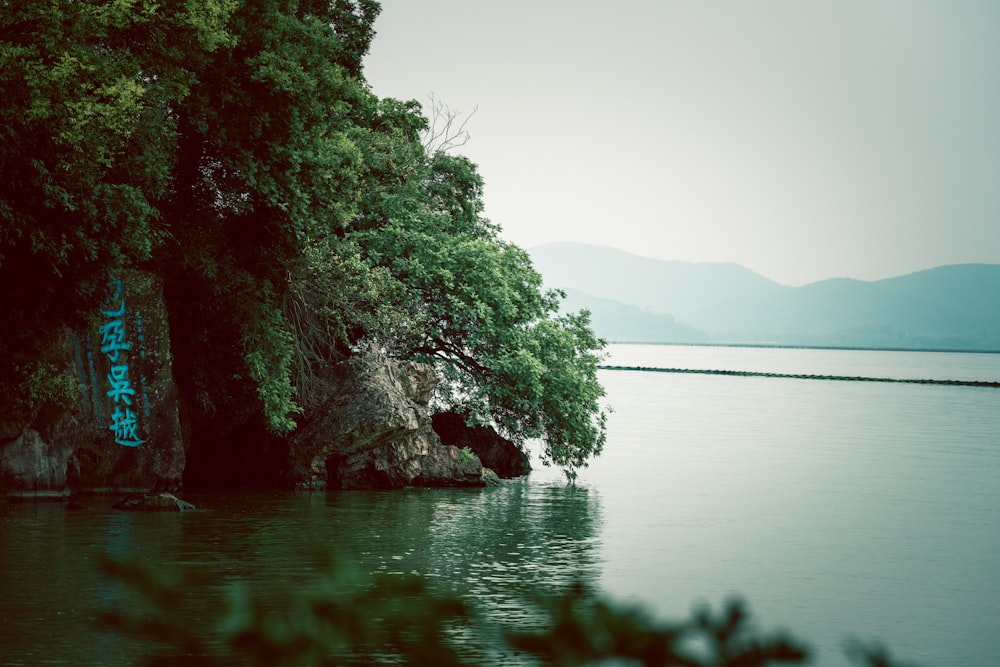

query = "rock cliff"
(3, 278), (528, 497)
(0, 272), (185, 498)
(287, 353), (485, 490)
(432, 411), (531, 478)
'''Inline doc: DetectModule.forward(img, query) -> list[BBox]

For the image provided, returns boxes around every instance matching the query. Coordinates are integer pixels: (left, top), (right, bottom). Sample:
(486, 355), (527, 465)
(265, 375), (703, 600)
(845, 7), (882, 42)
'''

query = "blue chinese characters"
(100, 280), (145, 447)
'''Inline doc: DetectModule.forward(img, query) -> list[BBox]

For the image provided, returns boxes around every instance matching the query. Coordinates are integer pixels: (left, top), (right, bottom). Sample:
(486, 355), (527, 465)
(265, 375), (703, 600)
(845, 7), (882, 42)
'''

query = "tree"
(1, 0), (608, 480)
(349, 147), (608, 479)
(155, 0), (381, 434)
(0, 0), (235, 393)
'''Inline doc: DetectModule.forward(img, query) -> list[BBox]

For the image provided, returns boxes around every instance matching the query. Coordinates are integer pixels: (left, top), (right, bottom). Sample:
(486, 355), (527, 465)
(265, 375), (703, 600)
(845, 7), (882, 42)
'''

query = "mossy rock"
(481, 468), (501, 487)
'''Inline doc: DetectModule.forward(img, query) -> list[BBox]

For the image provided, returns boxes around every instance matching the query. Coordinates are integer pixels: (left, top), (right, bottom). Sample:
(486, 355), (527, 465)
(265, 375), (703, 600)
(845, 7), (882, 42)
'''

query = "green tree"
(1, 0), (608, 479)
(0, 0), (235, 393)
(155, 0), (381, 433)
(349, 147), (608, 479)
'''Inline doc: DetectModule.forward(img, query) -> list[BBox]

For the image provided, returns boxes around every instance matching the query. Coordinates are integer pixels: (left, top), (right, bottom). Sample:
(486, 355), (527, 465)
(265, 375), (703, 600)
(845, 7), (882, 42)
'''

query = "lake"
(2, 344), (999, 666)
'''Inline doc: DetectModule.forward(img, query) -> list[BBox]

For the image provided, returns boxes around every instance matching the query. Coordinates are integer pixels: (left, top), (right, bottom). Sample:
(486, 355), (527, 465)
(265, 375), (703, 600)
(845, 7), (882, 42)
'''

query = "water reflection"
(0, 477), (602, 666)
(318, 479), (604, 664)
(0, 502), (143, 665)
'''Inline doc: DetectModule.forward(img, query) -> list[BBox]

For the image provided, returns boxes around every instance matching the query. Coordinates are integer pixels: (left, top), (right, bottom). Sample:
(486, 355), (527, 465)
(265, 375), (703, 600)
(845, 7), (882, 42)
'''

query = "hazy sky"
(363, 2), (1000, 286)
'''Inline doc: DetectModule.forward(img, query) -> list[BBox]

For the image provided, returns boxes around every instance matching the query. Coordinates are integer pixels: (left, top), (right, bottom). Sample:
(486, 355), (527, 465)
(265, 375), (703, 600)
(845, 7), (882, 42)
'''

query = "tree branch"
(421, 93), (477, 156)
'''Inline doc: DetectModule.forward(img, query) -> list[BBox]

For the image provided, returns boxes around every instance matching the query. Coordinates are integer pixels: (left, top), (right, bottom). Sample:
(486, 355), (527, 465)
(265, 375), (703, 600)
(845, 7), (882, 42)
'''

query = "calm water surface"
(2, 345), (999, 666)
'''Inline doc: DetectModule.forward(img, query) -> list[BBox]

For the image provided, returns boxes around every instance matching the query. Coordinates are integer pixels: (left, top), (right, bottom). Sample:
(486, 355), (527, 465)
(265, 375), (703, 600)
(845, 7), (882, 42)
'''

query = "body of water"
(2, 345), (999, 665)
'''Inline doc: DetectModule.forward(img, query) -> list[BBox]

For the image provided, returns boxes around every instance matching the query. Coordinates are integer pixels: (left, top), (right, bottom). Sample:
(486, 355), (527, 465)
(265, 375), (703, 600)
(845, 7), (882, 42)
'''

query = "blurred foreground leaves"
(98, 552), (922, 667)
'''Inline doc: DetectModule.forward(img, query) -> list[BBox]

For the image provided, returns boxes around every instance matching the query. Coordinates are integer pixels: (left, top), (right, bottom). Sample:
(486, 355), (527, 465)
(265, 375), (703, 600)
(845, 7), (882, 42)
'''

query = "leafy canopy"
(0, 0), (608, 478)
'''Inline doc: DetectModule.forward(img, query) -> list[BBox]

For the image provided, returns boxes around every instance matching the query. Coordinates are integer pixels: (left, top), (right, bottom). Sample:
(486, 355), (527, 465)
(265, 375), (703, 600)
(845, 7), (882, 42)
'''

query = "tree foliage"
(99, 552), (923, 667)
(0, 0), (607, 478)
(347, 149), (607, 476)
(0, 0), (235, 373)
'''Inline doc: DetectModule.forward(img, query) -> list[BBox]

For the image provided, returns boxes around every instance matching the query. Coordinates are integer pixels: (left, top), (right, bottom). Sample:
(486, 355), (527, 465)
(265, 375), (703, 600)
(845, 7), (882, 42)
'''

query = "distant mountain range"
(530, 242), (1000, 351)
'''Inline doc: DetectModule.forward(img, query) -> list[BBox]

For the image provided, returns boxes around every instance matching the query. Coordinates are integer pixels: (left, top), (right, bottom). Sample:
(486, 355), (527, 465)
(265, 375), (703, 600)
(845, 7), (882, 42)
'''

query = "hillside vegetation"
(0, 2), (607, 478)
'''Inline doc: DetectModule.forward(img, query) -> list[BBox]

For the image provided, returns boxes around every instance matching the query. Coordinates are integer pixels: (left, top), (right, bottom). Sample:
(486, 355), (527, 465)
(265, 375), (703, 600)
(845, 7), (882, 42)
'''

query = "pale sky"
(363, 1), (1000, 286)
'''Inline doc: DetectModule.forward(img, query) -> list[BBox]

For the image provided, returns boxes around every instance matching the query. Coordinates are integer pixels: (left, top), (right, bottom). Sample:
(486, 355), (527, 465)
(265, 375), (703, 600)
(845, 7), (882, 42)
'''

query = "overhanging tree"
(348, 148), (608, 479)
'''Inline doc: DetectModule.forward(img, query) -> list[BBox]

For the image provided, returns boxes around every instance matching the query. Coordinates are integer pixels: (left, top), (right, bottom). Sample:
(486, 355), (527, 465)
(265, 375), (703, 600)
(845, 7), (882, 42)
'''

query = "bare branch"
(421, 93), (477, 156)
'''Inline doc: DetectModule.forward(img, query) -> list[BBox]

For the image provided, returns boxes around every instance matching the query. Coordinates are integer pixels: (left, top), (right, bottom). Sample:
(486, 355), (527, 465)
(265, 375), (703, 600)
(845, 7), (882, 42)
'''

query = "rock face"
(2, 272), (505, 495)
(0, 272), (185, 498)
(432, 411), (531, 478)
(287, 353), (485, 490)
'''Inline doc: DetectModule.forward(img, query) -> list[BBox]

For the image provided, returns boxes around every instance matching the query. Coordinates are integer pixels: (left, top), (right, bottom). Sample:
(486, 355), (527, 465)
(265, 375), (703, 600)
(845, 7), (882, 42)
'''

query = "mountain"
(558, 288), (709, 344)
(531, 242), (1000, 350)
(530, 242), (786, 324)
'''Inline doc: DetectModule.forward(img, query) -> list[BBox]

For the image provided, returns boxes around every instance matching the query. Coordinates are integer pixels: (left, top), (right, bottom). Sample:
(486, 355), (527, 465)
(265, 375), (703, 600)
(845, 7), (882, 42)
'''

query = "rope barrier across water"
(598, 366), (1000, 388)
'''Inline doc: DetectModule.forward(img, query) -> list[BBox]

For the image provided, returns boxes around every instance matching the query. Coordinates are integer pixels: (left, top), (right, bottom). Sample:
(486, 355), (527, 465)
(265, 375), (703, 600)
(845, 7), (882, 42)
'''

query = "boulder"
(113, 492), (196, 512)
(0, 427), (72, 499)
(481, 468), (502, 487)
(432, 411), (531, 478)
(287, 353), (486, 490)
(416, 441), (485, 487)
